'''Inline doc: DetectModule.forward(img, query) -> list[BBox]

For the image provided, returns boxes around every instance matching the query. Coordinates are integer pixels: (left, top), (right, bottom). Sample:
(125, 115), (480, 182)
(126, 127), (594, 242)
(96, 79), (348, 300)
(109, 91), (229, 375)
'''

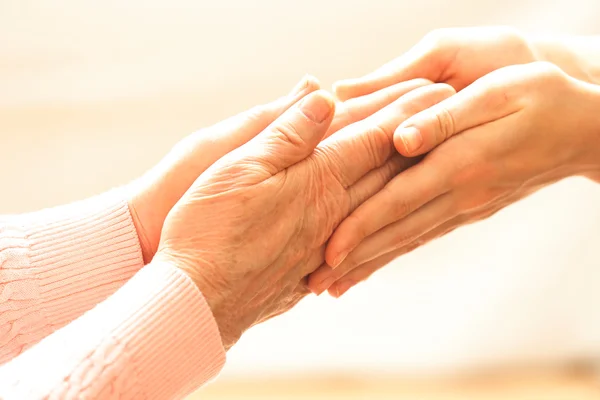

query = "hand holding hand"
(311, 62), (600, 297)
(127, 77), (318, 263)
(127, 75), (427, 263)
(155, 83), (454, 349)
(334, 26), (538, 100)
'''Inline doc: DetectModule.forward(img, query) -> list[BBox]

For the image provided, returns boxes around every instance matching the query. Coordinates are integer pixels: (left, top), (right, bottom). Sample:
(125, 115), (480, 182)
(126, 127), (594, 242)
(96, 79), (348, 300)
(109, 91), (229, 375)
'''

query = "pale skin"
(154, 85), (455, 349)
(127, 74), (454, 349)
(308, 26), (600, 297)
(127, 75), (433, 263)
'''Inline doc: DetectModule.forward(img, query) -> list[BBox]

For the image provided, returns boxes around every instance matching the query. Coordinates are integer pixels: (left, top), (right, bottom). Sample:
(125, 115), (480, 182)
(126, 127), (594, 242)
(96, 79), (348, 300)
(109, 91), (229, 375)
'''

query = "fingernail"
(299, 92), (333, 123)
(330, 251), (348, 269)
(396, 126), (423, 154)
(334, 280), (356, 298)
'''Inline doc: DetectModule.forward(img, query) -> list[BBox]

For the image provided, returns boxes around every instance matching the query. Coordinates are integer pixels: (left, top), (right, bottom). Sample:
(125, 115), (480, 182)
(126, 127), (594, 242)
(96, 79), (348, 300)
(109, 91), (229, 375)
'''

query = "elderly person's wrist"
(153, 250), (238, 350)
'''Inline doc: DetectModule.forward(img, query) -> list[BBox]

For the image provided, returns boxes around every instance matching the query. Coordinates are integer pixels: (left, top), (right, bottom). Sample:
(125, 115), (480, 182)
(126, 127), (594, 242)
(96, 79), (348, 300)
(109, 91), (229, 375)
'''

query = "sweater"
(0, 190), (226, 399)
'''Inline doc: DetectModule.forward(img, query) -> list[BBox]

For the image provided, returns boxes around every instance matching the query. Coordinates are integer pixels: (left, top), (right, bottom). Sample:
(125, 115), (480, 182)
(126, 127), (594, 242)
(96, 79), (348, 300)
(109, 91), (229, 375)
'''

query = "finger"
(346, 154), (420, 212)
(324, 120), (464, 270)
(327, 216), (461, 298)
(193, 74), (320, 158)
(393, 71), (523, 157)
(130, 76), (319, 262)
(327, 247), (407, 298)
(240, 90), (335, 177)
(316, 192), (455, 293)
(333, 38), (443, 101)
(335, 183), (514, 274)
(305, 154), (419, 294)
(327, 197), (524, 297)
(150, 75), (320, 189)
(325, 79), (432, 138)
(317, 83), (456, 190)
(311, 192), (450, 293)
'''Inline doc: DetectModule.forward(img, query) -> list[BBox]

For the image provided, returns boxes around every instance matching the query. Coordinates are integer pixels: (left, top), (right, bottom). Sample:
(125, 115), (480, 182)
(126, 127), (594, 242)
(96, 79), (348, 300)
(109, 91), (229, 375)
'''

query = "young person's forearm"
(533, 35), (600, 85)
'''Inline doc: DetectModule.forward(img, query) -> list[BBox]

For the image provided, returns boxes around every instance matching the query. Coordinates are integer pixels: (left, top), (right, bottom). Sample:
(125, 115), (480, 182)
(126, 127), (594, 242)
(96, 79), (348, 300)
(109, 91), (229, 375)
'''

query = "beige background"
(2, 0), (600, 397)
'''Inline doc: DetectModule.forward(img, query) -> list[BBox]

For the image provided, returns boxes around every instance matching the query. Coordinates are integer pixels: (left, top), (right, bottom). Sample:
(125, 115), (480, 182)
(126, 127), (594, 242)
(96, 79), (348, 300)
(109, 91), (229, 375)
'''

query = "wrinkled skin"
(310, 61), (600, 297)
(127, 76), (432, 263)
(154, 85), (455, 349)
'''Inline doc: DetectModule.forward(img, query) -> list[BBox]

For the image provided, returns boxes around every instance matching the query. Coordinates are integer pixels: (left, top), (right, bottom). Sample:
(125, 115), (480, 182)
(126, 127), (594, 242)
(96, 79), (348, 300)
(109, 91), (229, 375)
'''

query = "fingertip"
(290, 74), (321, 97)
(307, 281), (324, 296)
(328, 280), (355, 298)
(394, 125), (424, 157)
(307, 265), (337, 295)
(327, 284), (340, 298)
(304, 74), (321, 93)
(332, 79), (357, 101)
(436, 82), (457, 97)
(324, 236), (349, 269)
(325, 214), (367, 269)
(428, 83), (457, 104)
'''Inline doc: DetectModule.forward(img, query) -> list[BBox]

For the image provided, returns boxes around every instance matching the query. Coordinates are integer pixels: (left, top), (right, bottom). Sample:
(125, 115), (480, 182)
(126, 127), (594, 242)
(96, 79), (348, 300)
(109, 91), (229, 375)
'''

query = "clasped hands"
(127, 27), (600, 349)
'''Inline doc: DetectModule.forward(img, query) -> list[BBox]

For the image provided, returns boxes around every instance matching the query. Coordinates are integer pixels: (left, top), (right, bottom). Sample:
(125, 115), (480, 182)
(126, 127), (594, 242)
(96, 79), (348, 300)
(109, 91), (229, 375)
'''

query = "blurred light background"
(2, 0), (600, 398)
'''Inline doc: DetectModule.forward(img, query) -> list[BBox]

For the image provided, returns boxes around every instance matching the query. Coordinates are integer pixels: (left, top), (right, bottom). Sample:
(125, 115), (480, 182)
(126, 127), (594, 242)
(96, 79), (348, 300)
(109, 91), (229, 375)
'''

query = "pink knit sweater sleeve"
(0, 191), (226, 398)
(0, 191), (144, 363)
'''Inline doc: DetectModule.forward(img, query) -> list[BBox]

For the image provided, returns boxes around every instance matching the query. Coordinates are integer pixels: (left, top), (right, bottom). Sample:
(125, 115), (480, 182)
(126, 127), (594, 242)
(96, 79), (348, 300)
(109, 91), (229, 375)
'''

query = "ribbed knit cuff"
(0, 190), (144, 364)
(108, 261), (227, 398)
(26, 191), (144, 326)
(0, 262), (226, 399)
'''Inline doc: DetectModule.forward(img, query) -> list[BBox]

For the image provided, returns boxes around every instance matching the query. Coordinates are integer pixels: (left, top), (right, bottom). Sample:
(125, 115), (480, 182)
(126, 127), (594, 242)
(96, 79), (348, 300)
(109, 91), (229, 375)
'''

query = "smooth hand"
(334, 26), (539, 100)
(310, 62), (600, 297)
(155, 84), (454, 350)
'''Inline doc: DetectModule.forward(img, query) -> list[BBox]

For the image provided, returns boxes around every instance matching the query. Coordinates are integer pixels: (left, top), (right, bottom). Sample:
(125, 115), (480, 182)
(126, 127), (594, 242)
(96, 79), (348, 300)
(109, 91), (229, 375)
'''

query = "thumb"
(393, 75), (520, 156)
(243, 90), (335, 176)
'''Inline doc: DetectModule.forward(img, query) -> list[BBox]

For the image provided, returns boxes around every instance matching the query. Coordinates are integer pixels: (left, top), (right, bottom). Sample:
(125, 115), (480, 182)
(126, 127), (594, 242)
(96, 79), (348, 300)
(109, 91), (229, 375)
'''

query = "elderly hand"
(155, 83), (454, 349)
(310, 62), (600, 297)
(127, 75), (428, 263)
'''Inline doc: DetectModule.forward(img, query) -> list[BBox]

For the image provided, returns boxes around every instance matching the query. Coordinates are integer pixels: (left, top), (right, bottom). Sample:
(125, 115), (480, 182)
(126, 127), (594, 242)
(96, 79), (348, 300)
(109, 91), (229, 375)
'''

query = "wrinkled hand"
(334, 26), (538, 100)
(127, 75), (423, 263)
(310, 62), (600, 297)
(155, 84), (454, 350)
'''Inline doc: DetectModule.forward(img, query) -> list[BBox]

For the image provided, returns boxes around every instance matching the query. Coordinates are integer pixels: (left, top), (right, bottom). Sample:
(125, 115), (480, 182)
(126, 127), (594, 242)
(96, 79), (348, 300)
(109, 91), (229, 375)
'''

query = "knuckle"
(433, 106), (456, 143)
(378, 156), (407, 184)
(529, 61), (567, 86)
(362, 124), (394, 166)
(312, 146), (349, 188)
(270, 119), (308, 148)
